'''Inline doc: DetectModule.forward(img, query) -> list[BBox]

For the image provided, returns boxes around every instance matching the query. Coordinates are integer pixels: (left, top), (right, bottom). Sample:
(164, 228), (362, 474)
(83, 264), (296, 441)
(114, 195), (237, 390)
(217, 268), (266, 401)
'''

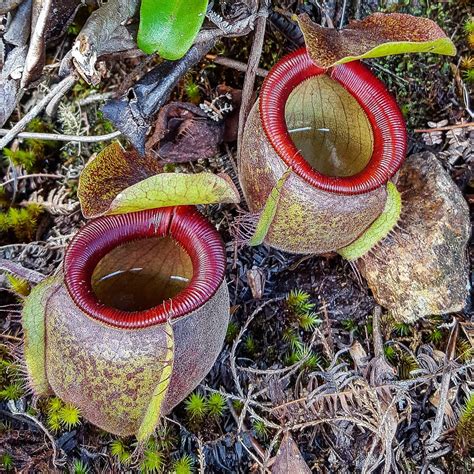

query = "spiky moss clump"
(0, 204), (44, 241)
(5, 273), (31, 298)
(72, 459), (90, 474)
(0, 352), (24, 402)
(46, 397), (81, 433)
(207, 392), (227, 417)
(110, 438), (133, 467)
(0, 453), (13, 471)
(185, 392), (207, 421)
(455, 393), (474, 454)
(172, 454), (194, 474)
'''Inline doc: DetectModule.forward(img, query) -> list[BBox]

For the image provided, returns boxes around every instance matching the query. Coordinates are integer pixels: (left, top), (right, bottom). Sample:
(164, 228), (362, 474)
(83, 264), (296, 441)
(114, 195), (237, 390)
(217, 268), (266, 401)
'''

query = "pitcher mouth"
(64, 206), (226, 329)
(259, 48), (407, 195)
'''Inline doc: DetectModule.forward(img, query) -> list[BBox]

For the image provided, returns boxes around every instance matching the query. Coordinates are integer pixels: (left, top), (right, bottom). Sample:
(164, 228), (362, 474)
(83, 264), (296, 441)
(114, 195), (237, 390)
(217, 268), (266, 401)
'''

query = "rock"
(356, 152), (470, 322)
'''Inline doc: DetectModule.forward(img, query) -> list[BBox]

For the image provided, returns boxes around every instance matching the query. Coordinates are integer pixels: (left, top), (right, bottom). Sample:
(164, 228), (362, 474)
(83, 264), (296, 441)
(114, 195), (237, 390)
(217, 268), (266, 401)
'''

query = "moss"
(110, 438), (133, 466)
(207, 392), (227, 418)
(0, 204), (44, 241)
(184, 392), (207, 421)
(5, 273), (31, 297)
(3, 148), (37, 172)
(172, 454), (194, 474)
(455, 393), (474, 454)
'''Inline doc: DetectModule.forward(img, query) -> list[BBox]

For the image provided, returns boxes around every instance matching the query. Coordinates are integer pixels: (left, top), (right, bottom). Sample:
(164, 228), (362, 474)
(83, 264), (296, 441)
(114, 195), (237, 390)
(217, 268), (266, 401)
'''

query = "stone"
(356, 152), (470, 322)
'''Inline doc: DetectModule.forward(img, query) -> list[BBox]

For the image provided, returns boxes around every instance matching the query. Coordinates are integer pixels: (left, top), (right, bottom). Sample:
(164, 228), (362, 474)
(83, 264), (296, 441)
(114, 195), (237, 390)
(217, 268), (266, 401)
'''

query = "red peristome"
(259, 48), (407, 195)
(64, 206), (226, 329)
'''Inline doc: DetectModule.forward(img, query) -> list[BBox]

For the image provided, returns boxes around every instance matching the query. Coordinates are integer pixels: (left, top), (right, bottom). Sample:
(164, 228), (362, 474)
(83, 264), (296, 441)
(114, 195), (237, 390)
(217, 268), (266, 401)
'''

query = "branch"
(206, 54), (268, 77)
(0, 75), (76, 150)
(237, 1), (269, 156)
(414, 122), (474, 133)
(2, 173), (65, 187)
(0, 128), (121, 143)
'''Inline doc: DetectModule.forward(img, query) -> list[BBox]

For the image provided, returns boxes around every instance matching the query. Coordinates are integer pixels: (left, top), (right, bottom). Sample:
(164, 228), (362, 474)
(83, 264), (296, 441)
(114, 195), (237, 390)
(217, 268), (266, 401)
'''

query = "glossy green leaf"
(249, 169), (292, 246)
(298, 12), (456, 69)
(138, 0), (208, 59)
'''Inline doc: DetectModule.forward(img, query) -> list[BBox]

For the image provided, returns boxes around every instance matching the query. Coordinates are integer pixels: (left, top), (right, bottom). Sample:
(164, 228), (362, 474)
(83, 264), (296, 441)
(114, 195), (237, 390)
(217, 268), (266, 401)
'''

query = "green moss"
(225, 321), (239, 343)
(455, 393), (474, 453)
(172, 454), (194, 474)
(3, 148), (36, 172)
(462, 68), (474, 82)
(0, 204), (44, 241)
(184, 78), (201, 104)
(5, 273), (31, 297)
(287, 289), (315, 315)
(207, 393), (227, 418)
(140, 446), (164, 474)
(393, 322), (412, 337)
(243, 335), (257, 355)
(184, 392), (207, 421)
(298, 312), (321, 332)
(72, 459), (90, 474)
(110, 438), (133, 466)
(58, 403), (81, 430)
(0, 453), (13, 471)
(383, 345), (397, 363)
(0, 382), (23, 401)
(252, 419), (269, 440)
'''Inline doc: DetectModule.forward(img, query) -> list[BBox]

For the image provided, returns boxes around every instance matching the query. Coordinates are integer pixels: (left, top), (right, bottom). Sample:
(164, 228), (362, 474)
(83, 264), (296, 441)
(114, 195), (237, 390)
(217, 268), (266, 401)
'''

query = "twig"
(430, 319), (458, 442)
(339, 0), (348, 28)
(0, 334), (22, 342)
(230, 298), (283, 398)
(0, 75), (77, 151)
(8, 401), (65, 466)
(206, 54), (268, 77)
(372, 306), (384, 359)
(237, 1), (269, 157)
(21, 0), (53, 87)
(2, 173), (65, 187)
(414, 122), (474, 133)
(0, 258), (46, 284)
(0, 128), (121, 143)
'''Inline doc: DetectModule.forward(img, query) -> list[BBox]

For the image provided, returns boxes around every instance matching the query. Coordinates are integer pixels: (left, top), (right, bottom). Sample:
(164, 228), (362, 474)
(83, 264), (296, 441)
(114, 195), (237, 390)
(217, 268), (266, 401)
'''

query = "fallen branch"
(2, 173), (64, 187)
(0, 128), (121, 143)
(0, 75), (76, 150)
(206, 54), (268, 77)
(237, 0), (269, 156)
(414, 122), (474, 133)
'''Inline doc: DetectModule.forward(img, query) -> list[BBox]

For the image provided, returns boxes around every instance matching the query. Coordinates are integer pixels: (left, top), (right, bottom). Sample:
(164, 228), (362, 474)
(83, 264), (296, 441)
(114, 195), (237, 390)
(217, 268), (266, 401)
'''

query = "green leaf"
(22, 277), (61, 396)
(297, 12), (456, 69)
(337, 181), (401, 261)
(249, 169), (292, 246)
(107, 172), (239, 215)
(137, 321), (174, 442)
(78, 142), (240, 218)
(138, 0), (209, 59)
